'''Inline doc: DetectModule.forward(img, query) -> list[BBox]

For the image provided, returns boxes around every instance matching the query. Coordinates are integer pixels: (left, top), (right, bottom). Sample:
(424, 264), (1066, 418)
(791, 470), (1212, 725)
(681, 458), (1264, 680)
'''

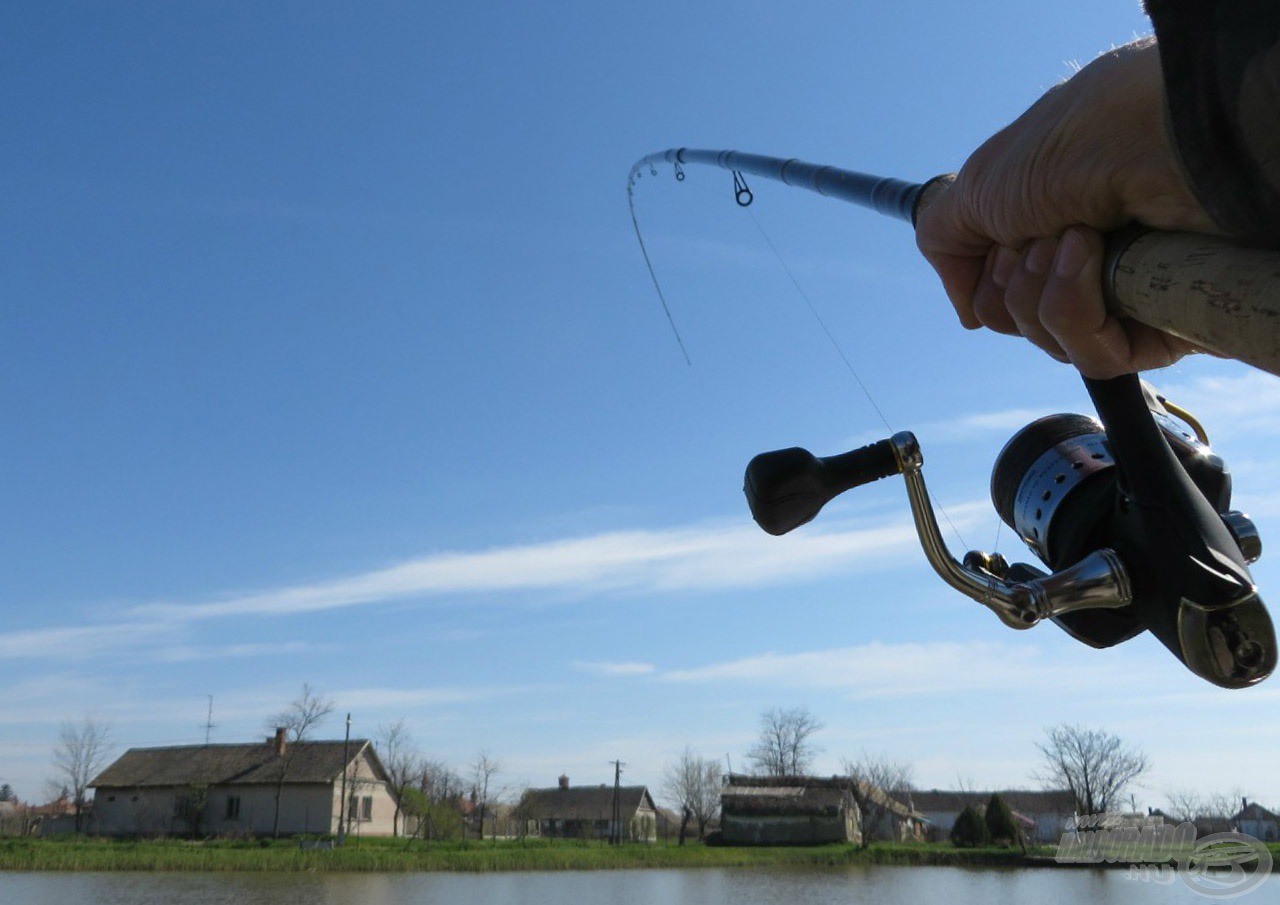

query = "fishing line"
(628, 174), (691, 366)
(740, 203), (972, 553)
(743, 207), (894, 435)
(631, 165), (972, 552)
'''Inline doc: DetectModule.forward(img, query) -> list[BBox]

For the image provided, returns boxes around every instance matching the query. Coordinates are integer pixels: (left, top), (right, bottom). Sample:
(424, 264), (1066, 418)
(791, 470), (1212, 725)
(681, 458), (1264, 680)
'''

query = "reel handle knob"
(744, 439), (901, 536)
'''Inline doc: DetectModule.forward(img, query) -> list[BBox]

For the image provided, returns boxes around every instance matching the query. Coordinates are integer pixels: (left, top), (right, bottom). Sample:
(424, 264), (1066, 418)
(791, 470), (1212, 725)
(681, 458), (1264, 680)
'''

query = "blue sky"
(4, 1), (1279, 812)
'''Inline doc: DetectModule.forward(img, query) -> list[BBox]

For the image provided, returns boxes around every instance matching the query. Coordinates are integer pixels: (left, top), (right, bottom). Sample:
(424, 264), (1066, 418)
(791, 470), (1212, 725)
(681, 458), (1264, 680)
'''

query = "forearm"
(1145, 0), (1280, 245)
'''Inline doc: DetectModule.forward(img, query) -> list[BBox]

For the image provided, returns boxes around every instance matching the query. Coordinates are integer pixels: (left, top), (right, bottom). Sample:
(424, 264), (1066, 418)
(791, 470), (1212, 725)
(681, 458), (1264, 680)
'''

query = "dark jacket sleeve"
(1145, 0), (1280, 245)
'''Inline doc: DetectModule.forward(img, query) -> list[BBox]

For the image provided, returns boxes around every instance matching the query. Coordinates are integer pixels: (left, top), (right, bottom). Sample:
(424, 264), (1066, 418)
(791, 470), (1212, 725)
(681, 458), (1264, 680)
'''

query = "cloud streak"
(656, 638), (1123, 700)
(122, 505), (986, 625)
(572, 661), (657, 677)
(0, 622), (177, 662)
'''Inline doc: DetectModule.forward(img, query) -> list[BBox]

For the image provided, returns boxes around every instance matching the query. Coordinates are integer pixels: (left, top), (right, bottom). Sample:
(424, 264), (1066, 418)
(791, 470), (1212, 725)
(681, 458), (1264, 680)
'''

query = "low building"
(720, 775), (861, 846)
(33, 796), (80, 836)
(910, 789), (1075, 844)
(89, 729), (396, 837)
(855, 781), (928, 842)
(517, 776), (658, 842)
(1234, 799), (1279, 842)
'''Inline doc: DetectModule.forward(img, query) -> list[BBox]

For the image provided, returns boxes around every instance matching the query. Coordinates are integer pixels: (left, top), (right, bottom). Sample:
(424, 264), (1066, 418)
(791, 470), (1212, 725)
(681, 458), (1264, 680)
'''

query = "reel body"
(991, 386), (1238, 652)
(744, 374), (1276, 688)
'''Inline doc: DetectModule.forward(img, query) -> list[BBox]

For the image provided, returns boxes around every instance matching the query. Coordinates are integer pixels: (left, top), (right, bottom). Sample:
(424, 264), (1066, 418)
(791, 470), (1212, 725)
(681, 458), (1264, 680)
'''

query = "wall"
(331, 749), (397, 837)
(92, 784), (338, 836)
(720, 812), (856, 846)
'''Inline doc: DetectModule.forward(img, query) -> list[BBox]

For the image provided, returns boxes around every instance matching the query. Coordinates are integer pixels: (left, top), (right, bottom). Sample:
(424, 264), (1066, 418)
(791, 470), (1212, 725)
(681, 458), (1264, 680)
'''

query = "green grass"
(0, 837), (1060, 873)
(3, 837), (1275, 873)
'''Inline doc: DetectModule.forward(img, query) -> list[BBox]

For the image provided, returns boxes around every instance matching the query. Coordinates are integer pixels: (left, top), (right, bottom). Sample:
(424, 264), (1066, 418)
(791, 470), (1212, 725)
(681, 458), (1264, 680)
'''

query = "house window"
(225, 795), (241, 820)
(173, 795), (195, 819)
(349, 795), (374, 822)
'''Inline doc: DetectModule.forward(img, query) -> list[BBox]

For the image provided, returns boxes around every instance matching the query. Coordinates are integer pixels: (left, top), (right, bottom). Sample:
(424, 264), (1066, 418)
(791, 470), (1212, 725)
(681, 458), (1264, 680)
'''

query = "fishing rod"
(628, 147), (1280, 376)
(630, 147), (1278, 688)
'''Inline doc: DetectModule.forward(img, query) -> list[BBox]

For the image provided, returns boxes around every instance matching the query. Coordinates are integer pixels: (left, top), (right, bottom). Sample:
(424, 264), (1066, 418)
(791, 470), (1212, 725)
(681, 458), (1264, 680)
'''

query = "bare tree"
(661, 746), (723, 844)
(267, 682), (334, 743)
(1035, 724), (1148, 817)
(52, 717), (113, 832)
(746, 706), (824, 777)
(377, 720), (419, 837)
(1165, 788), (1247, 831)
(843, 753), (914, 849)
(1164, 787), (1204, 824)
(1203, 789), (1246, 823)
(264, 683), (334, 837)
(470, 750), (500, 841)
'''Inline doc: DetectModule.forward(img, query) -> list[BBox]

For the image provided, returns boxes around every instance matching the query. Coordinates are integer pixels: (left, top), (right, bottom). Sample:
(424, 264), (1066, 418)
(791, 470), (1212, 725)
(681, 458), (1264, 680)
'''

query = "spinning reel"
(744, 374), (1277, 688)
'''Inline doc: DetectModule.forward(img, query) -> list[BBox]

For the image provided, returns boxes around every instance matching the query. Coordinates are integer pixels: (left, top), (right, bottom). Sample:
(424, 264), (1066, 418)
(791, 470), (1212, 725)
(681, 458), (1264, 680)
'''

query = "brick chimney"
(558, 774), (570, 790)
(272, 727), (287, 757)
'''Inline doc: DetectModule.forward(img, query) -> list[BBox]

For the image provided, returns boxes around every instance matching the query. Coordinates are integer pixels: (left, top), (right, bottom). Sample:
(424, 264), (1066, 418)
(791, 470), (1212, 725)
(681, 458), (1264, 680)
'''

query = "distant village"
(2, 699), (1276, 847)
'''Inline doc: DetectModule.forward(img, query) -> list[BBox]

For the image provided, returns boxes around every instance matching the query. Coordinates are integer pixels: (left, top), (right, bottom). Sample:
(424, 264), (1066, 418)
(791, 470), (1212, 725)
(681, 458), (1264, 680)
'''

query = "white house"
(89, 729), (396, 837)
(517, 776), (659, 842)
(1235, 799), (1279, 842)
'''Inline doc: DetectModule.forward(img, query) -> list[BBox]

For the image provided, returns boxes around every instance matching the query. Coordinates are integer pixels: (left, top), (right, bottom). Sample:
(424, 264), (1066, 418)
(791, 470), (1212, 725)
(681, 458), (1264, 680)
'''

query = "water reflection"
(2, 865), (1244, 905)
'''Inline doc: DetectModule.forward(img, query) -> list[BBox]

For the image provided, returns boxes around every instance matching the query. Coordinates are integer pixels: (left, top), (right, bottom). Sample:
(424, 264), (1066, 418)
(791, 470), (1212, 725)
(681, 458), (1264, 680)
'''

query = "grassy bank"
(6, 837), (1277, 873)
(0, 837), (1053, 873)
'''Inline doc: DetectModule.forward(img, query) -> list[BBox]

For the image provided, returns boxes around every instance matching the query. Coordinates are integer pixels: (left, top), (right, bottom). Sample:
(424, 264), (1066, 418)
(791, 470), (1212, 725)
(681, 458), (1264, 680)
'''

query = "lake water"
(1, 865), (1264, 904)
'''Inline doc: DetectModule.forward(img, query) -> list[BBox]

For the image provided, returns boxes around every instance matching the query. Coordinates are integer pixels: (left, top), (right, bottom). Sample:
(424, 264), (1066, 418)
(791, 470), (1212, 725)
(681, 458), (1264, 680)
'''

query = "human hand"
(915, 39), (1216, 377)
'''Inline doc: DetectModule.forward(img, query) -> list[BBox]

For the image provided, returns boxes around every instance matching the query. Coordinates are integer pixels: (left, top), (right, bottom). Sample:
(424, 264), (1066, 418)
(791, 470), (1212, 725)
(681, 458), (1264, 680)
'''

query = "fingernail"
(992, 246), (1018, 288)
(1053, 229), (1090, 279)
(1024, 238), (1056, 275)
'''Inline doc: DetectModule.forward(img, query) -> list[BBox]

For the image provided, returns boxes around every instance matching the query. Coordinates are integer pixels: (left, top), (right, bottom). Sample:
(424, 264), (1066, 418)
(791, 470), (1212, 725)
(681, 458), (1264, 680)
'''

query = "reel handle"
(744, 439), (901, 536)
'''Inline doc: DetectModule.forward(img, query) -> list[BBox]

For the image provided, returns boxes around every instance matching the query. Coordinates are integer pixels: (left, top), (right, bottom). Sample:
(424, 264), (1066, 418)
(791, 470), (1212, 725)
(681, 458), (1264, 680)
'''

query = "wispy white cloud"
(889, 406), (1068, 446)
(571, 660), (656, 677)
(331, 685), (523, 712)
(1156, 371), (1280, 443)
(155, 641), (322, 663)
(657, 639), (1121, 700)
(123, 506), (986, 625)
(845, 370), (1280, 452)
(0, 622), (177, 661)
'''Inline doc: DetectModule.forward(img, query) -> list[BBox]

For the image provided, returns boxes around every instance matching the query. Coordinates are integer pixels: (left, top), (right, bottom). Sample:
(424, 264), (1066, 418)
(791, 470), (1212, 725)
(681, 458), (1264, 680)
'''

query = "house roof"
(853, 781), (923, 820)
(722, 775), (856, 818)
(91, 739), (383, 788)
(1235, 802), (1279, 822)
(723, 787), (850, 818)
(720, 775), (924, 821)
(519, 785), (656, 820)
(725, 774), (850, 790)
(909, 789), (1075, 815)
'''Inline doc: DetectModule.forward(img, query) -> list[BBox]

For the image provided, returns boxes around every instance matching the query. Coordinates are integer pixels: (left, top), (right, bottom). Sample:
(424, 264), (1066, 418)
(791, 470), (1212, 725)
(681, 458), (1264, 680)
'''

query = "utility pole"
(338, 713), (351, 843)
(608, 759), (626, 845)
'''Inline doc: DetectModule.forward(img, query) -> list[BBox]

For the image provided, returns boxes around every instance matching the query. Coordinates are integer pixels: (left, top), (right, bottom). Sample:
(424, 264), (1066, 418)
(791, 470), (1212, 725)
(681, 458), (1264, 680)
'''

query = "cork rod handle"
(914, 175), (1280, 377)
